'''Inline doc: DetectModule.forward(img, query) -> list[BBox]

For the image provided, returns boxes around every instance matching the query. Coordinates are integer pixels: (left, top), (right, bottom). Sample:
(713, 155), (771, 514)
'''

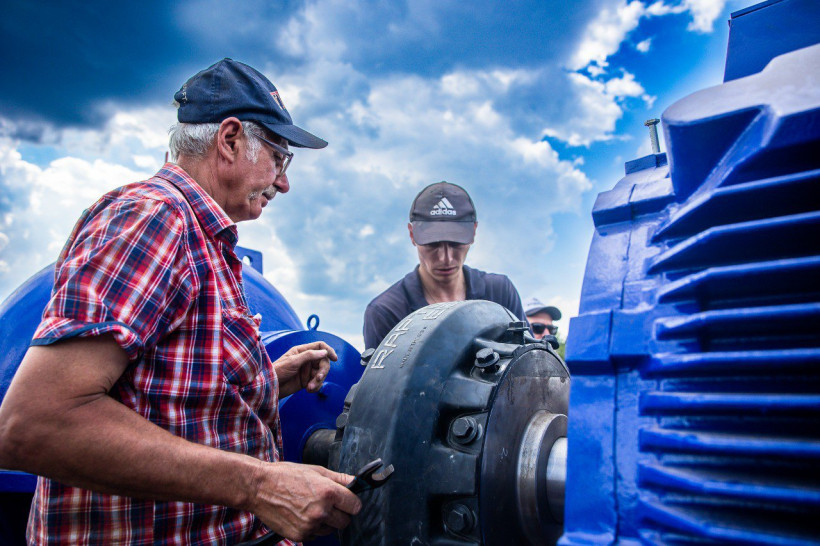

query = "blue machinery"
(563, 0), (819, 543)
(1, 1), (819, 543)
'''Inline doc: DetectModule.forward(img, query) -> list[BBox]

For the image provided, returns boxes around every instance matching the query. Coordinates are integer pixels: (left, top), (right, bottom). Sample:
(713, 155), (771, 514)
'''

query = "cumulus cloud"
(0, 136), (155, 300)
(636, 38), (652, 53)
(542, 70), (655, 146)
(547, 0), (726, 147)
(683, 0), (728, 32)
(570, 0), (646, 72)
(569, 0), (728, 73)
(156, 42), (586, 344)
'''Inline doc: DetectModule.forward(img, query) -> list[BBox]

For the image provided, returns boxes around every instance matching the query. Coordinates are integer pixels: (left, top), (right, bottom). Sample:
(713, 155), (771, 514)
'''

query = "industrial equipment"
(326, 301), (569, 545)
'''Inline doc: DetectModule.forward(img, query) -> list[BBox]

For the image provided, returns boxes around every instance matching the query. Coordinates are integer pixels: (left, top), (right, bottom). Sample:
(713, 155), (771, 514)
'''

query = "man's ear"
(216, 117), (243, 163)
(408, 223), (417, 246)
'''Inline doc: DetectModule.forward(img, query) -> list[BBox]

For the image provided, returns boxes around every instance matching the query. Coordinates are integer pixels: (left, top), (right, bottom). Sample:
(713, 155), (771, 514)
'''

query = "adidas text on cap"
(409, 181), (477, 245)
(174, 58), (327, 149)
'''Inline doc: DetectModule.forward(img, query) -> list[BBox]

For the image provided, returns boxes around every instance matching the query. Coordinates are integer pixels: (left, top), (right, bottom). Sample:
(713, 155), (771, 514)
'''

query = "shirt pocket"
(221, 306), (264, 387)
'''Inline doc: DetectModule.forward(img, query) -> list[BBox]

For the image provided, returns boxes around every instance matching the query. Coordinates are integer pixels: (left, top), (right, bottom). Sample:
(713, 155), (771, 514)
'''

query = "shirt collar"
(155, 163), (238, 246)
(406, 264), (480, 309)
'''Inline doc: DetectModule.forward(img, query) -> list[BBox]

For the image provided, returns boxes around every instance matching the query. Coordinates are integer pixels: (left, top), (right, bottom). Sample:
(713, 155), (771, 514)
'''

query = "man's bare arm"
(0, 335), (360, 540)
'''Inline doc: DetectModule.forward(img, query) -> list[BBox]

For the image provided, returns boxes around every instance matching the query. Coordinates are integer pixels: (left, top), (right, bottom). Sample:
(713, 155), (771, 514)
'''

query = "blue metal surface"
(724, 0), (820, 82)
(241, 256), (303, 333)
(263, 328), (363, 465)
(564, 31), (820, 546)
(0, 265), (55, 495)
(235, 246), (264, 274)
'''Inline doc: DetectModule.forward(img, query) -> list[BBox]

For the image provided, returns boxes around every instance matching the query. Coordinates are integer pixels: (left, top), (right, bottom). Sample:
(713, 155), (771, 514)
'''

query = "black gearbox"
(328, 300), (570, 545)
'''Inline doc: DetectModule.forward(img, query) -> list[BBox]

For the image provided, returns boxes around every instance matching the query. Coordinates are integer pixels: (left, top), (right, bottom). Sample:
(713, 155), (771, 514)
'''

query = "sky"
(0, 0), (751, 351)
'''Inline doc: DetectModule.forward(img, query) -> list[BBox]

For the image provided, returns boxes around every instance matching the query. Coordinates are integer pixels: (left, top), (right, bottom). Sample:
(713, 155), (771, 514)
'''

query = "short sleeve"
(32, 198), (197, 361)
(363, 303), (396, 350)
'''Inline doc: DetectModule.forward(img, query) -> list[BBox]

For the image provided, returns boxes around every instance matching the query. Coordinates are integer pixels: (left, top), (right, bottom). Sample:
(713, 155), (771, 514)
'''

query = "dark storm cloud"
(0, 0), (304, 137)
(1, 1), (178, 130)
(0, 0), (609, 141)
(279, 1), (606, 77)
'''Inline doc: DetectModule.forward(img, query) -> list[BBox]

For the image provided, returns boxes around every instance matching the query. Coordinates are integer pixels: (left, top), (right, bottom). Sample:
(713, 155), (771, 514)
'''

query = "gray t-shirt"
(363, 265), (525, 349)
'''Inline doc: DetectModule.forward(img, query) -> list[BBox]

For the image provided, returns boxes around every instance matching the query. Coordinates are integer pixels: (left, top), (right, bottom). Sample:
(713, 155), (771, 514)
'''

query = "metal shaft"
(546, 437), (567, 523)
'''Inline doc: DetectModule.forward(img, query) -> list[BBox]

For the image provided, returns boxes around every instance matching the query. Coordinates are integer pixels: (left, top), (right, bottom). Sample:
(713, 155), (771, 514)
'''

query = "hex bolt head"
(507, 320), (529, 345)
(360, 348), (376, 366)
(474, 347), (500, 372)
(451, 416), (479, 444)
(335, 412), (349, 430)
(445, 504), (475, 534)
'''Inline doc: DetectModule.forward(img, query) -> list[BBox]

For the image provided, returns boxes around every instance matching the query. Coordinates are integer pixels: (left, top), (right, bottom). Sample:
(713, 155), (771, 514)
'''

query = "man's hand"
(274, 341), (337, 398)
(249, 461), (361, 541)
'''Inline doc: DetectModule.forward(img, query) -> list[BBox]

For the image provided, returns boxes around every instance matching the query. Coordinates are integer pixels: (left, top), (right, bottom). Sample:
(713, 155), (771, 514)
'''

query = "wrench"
(345, 457), (394, 495)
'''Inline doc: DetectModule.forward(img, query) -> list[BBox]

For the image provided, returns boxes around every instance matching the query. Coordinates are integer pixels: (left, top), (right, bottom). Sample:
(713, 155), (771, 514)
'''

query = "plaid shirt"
(28, 164), (294, 545)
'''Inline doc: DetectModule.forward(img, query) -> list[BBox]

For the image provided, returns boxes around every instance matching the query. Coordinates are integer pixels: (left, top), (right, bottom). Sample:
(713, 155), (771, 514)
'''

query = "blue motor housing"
(563, 36), (820, 546)
(0, 247), (363, 544)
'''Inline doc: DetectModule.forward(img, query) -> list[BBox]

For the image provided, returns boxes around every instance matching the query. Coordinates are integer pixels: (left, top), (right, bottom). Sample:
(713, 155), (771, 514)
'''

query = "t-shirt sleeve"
(363, 302), (396, 350)
(32, 198), (197, 361)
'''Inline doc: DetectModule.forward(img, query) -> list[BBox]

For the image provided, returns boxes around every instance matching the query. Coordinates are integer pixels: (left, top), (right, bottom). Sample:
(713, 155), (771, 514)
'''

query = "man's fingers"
(295, 341), (338, 361)
(310, 465), (356, 487)
(283, 349), (328, 369)
(305, 466), (362, 515)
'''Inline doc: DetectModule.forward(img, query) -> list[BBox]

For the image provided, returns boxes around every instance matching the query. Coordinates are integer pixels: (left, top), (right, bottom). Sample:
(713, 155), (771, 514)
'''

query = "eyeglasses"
(254, 133), (293, 176)
(531, 323), (558, 335)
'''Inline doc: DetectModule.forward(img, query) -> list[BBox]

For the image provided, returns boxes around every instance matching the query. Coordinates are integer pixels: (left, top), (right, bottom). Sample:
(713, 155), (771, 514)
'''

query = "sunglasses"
(531, 323), (558, 335)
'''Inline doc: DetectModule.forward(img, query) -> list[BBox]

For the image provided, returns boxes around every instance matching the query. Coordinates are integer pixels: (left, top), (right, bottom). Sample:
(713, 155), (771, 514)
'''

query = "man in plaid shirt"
(0, 59), (361, 544)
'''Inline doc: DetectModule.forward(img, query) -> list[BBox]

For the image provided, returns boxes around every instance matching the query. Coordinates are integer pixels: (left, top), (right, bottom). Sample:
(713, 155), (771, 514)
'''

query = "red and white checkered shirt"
(28, 164), (293, 545)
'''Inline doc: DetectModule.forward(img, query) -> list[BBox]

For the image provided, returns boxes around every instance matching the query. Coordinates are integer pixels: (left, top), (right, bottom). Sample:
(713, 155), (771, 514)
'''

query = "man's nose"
(276, 173), (290, 194)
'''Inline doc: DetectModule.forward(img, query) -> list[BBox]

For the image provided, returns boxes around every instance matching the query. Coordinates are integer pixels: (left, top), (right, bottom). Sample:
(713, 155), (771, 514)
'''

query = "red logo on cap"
(270, 91), (286, 110)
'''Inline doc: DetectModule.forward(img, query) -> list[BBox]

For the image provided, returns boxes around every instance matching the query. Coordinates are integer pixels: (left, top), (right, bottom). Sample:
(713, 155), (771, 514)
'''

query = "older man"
(363, 181), (525, 349)
(0, 59), (360, 545)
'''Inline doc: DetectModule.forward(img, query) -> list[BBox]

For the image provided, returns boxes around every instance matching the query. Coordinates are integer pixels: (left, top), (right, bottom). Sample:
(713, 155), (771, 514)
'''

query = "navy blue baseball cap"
(174, 58), (327, 149)
(409, 182), (477, 245)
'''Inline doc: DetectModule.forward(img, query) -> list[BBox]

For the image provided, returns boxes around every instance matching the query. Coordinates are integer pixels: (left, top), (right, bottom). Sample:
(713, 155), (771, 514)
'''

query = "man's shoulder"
(366, 272), (414, 315)
(107, 177), (188, 209)
(464, 265), (513, 287)
(86, 177), (195, 230)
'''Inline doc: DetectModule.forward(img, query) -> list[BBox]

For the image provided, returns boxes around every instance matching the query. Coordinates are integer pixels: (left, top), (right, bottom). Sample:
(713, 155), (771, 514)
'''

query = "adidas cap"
(409, 181), (477, 245)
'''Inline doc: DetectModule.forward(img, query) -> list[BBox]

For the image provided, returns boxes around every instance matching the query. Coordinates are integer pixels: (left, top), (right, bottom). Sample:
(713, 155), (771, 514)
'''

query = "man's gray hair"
(168, 121), (264, 163)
